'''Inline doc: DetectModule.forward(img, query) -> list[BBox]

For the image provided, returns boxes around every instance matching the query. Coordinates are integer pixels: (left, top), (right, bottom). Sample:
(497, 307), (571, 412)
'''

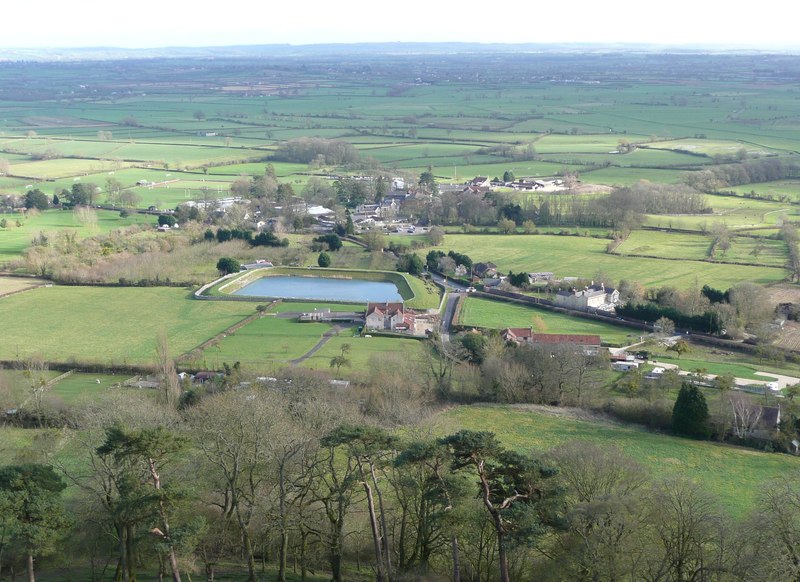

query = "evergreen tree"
(216, 257), (240, 275)
(672, 382), (710, 438)
(0, 464), (70, 582)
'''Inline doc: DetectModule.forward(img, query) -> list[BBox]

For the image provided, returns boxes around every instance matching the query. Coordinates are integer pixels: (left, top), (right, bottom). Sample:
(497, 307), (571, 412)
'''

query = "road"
(429, 272), (469, 341)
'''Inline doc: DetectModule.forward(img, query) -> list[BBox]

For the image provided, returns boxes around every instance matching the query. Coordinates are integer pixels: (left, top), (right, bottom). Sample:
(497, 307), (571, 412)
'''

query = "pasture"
(616, 230), (788, 267)
(301, 333), (427, 374)
(2, 396), (797, 520)
(194, 315), (333, 370)
(419, 234), (787, 289)
(0, 275), (43, 295)
(0, 209), (153, 263)
(458, 296), (637, 346)
(437, 405), (800, 517)
(0, 286), (254, 364)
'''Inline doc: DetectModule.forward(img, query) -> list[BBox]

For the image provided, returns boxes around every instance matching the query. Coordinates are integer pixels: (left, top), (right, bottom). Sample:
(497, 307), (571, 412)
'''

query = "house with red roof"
(365, 302), (416, 332)
(501, 329), (602, 353)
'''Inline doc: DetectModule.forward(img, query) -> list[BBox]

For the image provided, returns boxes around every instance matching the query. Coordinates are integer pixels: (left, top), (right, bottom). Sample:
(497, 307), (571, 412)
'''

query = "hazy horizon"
(5, 0), (800, 52)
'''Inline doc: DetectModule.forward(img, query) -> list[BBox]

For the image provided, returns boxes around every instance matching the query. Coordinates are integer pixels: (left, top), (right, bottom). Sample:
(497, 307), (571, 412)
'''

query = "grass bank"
(438, 404), (800, 517)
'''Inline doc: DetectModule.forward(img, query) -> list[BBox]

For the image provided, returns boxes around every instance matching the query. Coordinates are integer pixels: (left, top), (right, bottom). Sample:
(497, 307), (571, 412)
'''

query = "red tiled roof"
(530, 334), (601, 346)
(503, 327), (533, 339)
(366, 302), (404, 317)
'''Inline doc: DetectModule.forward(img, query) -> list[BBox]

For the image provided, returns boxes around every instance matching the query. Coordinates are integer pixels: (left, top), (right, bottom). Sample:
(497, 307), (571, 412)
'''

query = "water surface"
(233, 275), (402, 303)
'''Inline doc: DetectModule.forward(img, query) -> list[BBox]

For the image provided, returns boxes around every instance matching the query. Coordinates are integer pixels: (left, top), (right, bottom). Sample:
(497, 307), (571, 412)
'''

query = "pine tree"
(672, 382), (710, 438)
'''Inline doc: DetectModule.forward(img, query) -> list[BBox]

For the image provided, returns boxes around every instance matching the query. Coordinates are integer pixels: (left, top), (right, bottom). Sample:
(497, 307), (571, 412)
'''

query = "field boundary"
(45, 369), (75, 388)
(177, 302), (279, 363)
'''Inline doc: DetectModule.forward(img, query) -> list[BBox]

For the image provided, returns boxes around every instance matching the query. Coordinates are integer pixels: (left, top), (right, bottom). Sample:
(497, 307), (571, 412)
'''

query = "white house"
(365, 302), (415, 332)
(554, 283), (619, 311)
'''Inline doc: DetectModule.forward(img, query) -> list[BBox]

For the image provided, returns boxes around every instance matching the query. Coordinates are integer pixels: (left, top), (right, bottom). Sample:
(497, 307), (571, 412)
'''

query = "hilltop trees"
(0, 464), (69, 582)
(442, 430), (561, 582)
(97, 427), (189, 582)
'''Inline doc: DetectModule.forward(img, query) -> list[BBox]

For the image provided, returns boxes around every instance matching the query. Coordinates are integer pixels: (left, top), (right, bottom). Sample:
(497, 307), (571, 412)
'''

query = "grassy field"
(186, 300), (427, 373)
(437, 405), (800, 517)
(642, 195), (800, 231)
(194, 315), (332, 370)
(48, 372), (128, 403)
(616, 230), (788, 267)
(0, 286), (254, 364)
(0, 209), (153, 263)
(458, 296), (638, 345)
(0, 275), (43, 295)
(302, 332), (427, 374)
(420, 234), (787, 289)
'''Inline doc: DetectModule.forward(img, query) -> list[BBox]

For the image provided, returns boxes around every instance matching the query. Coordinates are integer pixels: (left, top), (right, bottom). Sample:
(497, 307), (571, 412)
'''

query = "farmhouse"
(468, 176), (491, 188)
(473, 262), (498, 278)
(528, 272), (555, 283)
(554, 282), (619, 311)
(501, 329), (602, 352)
(612, 361), (640, 372)
(365, 302), (415, 332)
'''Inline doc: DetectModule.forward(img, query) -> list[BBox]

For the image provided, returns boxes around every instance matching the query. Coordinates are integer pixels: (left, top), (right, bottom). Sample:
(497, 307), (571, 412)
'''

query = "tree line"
(3, 366), (800, 582)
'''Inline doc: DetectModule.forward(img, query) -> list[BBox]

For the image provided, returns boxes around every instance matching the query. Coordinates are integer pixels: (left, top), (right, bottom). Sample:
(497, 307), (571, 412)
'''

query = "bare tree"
(154, 332), (180, 409)
(730, 393), (762, 439)
(549, 442), (649, 504)
(641, 479), (730, 582)
(744, 473), (800, 581)
(187, 389), (281, 582)
(21, 357), (49, 424)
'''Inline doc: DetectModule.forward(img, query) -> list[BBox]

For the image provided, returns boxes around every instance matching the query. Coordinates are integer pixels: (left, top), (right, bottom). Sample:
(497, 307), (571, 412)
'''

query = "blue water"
(233, 275), (403, 303)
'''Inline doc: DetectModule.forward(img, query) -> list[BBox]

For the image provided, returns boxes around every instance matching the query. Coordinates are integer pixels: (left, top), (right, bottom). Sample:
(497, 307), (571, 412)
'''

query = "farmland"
(3, 48), (800, 582)
(438, 405), (800, 517)
(0, 208), (153, 263)
(417, 233), (787, 289)
(458, 296), (637, 346)
(0, 286), (254, 364)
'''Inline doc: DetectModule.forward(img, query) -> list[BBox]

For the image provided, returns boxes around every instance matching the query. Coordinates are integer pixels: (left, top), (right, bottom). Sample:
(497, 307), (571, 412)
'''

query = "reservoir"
(232, 275), (403, 303)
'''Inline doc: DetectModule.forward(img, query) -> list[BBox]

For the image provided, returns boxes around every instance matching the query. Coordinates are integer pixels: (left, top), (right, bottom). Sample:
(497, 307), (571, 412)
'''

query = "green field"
(0, 286), (253, 364)
(420, 234), (787, 289)
(194, 315), (332, 370)
(302, 333), (427, 374)
(0, 275), (43, 295)
(458, 296), (637, 345)
(439, 405), (800, 517)
(0, 209), (153, 263)
(48, 372), (128, 403)
(616, 230), (788, 267)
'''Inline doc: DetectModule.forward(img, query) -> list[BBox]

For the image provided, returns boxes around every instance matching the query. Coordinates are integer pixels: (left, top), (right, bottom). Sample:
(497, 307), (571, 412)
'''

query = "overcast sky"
(4, 0), (798, 49)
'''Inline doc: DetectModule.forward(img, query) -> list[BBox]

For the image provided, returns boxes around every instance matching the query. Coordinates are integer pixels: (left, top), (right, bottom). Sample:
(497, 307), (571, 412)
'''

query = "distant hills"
(1, 42), (797, 62)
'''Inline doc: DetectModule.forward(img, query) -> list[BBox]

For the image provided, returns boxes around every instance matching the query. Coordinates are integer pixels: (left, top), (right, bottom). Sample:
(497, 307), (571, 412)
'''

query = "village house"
(473, 262), (498, 279)
(468, 176), (491, 188)
(528, 272), (555, 283)
(554, 282), (619, 311)
(365, 302), (415, 332)
(501, 330), (602, 353)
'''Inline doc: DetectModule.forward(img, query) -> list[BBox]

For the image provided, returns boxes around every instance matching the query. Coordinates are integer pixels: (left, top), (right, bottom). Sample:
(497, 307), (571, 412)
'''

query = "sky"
(4, 0), (799, 50)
